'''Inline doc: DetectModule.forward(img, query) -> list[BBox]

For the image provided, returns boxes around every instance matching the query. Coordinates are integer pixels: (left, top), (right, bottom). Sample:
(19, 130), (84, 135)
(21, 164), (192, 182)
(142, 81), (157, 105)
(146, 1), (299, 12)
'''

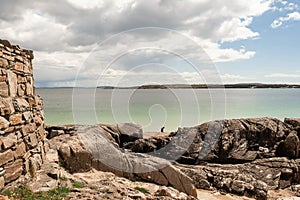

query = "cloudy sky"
(0, 0), (299, 87)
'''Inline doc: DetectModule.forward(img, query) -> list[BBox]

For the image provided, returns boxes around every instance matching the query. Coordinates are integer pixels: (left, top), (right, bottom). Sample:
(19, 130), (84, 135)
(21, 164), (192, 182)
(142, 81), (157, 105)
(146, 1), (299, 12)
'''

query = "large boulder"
(276, 131), (299, 158)
(57, 125), (197, 197)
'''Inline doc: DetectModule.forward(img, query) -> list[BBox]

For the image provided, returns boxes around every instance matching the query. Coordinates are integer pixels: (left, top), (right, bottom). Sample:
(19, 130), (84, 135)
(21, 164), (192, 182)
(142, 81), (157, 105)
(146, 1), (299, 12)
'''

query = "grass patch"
(71, 179), (85, 188)
(134, 186), (149, 194)
(0, 185), (70, 200)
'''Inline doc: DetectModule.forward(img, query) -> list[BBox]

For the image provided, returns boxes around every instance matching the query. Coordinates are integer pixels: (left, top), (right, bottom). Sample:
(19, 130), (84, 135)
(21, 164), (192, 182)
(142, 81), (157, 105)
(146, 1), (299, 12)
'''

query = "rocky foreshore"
(2, 117), (300, 200)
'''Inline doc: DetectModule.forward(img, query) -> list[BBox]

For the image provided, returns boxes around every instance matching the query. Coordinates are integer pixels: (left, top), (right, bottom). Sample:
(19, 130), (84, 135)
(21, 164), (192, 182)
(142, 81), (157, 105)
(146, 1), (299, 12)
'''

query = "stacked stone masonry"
(0, 39), (45, 188)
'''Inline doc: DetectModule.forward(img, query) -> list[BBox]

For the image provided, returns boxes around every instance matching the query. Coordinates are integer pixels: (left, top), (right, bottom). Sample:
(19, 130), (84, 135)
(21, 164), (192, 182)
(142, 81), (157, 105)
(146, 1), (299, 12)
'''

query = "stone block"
(0, 58), (8, 68)
(0, 98), (15, 115)
(13, 98), (29, 112)
(34, 116), (43, 126)
(3, 54), (14, 61)
(25, 133), (38, 148)
(13, 142), (26, 159)
(25, 82), (33, 96)
(24, 65), (31, 74)
(3, 126), (14, 134)
(23, 111), (33, 123)
(22, 123), (36, 136)
(14, 62), (23, 71)
(7, 70), (17, 97)
(0, 82), (9, 97)
(5, 46), (12, 52)
(2, 133), (17, 149)
(15, 55), (23, 62)
(9, 113), (23, 125)
(4, 159), (23, 183)
(0, 150), (13, 167)
(0, 117), (9, 130)
(37, 125), (45, 141)
(27, 97), (34, 107)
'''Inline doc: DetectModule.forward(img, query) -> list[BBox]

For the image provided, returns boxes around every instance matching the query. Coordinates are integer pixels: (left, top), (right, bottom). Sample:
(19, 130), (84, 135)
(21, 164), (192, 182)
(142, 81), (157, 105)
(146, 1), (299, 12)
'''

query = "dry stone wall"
(0, 39), (45, 187)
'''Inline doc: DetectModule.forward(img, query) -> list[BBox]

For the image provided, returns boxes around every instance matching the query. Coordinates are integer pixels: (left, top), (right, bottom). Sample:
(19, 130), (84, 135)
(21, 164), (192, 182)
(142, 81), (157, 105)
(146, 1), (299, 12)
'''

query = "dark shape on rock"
(161, 126), (165, 132)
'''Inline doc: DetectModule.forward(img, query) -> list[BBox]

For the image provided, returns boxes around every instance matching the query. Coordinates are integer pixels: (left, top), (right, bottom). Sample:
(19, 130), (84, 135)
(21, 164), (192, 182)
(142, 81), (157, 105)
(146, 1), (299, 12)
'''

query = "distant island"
(96, 83), (300, 89)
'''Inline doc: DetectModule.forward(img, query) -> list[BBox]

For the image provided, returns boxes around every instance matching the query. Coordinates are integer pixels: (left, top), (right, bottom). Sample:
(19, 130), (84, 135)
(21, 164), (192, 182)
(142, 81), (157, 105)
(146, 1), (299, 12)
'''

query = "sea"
(36, 88), (300, 132)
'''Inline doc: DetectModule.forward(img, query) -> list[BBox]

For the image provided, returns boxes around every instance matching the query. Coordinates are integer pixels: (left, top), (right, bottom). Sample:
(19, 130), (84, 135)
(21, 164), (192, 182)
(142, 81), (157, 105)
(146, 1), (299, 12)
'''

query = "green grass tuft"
(0, 185), (70, 200)
(71, 179), (85, 188)
(134, 186), (149, 194)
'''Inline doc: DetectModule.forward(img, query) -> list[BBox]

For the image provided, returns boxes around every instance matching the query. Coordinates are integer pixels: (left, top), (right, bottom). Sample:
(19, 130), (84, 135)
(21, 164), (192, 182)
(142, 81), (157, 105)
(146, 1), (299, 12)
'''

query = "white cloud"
(217, 17), (259, 42)
(0, 0), (276, 87)
(265, 73), (300, 78)
(271, 11), (300, 28)
(0, 9), (69, 51)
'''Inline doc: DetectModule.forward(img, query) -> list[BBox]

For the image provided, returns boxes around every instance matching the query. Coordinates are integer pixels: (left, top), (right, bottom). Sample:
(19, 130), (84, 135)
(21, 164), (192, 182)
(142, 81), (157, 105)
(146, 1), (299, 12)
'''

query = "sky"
(0, 0), (299, 87)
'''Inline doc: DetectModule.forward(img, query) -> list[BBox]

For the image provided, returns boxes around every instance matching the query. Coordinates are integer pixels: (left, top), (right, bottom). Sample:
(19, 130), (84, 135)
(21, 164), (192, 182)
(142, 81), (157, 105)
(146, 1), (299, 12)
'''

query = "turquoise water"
(36, 88), (300, 132)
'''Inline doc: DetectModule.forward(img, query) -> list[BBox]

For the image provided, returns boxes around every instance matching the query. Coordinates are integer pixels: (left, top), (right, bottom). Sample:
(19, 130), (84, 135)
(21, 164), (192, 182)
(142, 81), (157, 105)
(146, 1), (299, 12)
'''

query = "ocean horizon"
(37, 88), (300, 132)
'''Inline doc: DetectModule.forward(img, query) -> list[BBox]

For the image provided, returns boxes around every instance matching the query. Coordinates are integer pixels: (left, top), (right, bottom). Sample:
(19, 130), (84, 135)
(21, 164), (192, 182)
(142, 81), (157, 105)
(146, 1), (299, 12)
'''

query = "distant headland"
(37, 83), (300, 89)
(95, 83), (300, 89)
